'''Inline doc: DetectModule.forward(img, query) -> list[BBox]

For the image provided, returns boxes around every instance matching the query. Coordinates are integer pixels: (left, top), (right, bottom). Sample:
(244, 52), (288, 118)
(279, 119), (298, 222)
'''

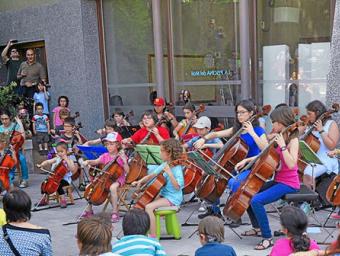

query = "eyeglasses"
(236, 111), (248, 115)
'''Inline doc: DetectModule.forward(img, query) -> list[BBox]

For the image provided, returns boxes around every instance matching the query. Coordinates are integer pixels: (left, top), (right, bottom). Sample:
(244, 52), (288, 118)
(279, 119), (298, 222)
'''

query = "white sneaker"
(19, 180), (28, 188)
(198, 202), (206, 212)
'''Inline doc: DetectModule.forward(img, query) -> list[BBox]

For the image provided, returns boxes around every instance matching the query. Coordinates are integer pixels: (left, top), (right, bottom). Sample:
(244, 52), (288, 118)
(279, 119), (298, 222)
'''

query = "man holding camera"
(17, 48), (47, 99)
(1, 39), (21, 86)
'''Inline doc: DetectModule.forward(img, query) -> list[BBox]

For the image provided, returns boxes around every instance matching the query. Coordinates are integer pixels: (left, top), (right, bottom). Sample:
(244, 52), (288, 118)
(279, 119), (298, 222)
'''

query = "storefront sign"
(191, 69), (232, 77)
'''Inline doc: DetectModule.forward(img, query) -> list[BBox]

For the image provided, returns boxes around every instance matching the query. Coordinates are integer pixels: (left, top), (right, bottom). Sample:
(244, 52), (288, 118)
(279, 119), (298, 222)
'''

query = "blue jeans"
(10, 151), (29, 184)
(211, 198), (221, 214)
(248, 181), (298, 238)
(228, 169), (251, 193)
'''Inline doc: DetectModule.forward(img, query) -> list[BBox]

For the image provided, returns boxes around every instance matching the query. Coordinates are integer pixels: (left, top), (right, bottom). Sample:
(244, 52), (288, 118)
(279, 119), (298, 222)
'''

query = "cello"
(223, 121), (301, 221)
(84, 156), (123, 205)
(195, 105), (271, 203)
(325, 149), (340, 206)
(40, 161), (69, 195)
(133, 159), (184, 209)
(178, 104), (205, 142)
(301, 103), (339, 152)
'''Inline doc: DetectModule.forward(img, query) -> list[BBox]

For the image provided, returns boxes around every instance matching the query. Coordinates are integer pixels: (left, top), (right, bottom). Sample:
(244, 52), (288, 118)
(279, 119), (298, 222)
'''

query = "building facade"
(0, 0), (337, 135)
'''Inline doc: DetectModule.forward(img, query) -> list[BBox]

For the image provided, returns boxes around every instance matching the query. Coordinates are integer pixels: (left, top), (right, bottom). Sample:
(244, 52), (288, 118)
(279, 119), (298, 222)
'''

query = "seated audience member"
(112, 209), (166, 256)
(0, 189), (52, 256)
(195, 216), (236, 256)
(270, 206), (319, 256)
(77, 213), (119, 256)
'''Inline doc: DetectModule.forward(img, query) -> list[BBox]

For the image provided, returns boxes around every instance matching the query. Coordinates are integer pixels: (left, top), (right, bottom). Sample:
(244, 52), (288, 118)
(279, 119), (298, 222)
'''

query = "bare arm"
(320, 121), (340, 150)
(1, 41), (12, 63)
(84, 138), (101, 146)
(281, 137), (299, 170)
(52, 112), (57, 129)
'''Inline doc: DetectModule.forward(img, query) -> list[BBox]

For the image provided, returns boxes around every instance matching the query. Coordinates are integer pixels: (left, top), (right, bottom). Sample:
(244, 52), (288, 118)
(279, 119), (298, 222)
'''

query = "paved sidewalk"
(10, 173), (339, 256)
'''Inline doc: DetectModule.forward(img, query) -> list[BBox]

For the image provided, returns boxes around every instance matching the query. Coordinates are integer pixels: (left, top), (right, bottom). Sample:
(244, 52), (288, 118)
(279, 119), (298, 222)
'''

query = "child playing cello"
(173, 102), (197, 141)
(37, 141), (79, 208)
(81, 132), (129, 222)
(132, 138), (184, 237)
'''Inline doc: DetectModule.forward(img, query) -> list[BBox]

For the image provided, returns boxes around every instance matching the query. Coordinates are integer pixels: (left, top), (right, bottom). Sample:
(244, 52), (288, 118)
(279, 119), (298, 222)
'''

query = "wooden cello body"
(326, 175), (340, 206)
(41, 161), (69, 195)
(195, 138), (248, 203)
(0, 154), (16, 191)
(133, 159), (183, 209)
(223, 145), (280, 221)
(84, 158), (123, 206)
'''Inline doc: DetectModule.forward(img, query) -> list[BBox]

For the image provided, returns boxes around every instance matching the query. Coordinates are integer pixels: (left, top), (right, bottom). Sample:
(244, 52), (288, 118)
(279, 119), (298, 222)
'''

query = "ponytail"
(290, 233), (311, 252)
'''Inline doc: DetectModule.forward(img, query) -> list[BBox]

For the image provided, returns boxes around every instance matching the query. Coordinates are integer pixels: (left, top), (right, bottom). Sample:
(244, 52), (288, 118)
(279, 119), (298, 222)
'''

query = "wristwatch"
(280, 146), (287, 151)
(319, 130), (325, 134)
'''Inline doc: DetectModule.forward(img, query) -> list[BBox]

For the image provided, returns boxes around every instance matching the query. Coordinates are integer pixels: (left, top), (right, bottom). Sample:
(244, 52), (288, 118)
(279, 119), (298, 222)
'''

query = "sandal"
(241, 228), (262, 237)
(254, 238), (273, 250)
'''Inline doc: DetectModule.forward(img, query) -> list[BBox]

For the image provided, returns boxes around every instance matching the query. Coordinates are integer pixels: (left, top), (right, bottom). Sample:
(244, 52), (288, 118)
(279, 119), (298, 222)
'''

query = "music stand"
(184, 152), (243, 239)
(187, 151), (225, 179)
(135, 144), (162, 165)
(299, 141), (323, 191)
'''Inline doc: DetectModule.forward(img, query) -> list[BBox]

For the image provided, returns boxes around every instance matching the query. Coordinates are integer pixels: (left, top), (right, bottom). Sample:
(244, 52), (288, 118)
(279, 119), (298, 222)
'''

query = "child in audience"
(33, 81), (50, 116)
(270, 206), (319, 256)
(112, 209), (166, 256)
(52, 95), (70, 130)
(195, 216), (236, 256)
(77, 213), (119, 256)
(32, 102), (50, 153)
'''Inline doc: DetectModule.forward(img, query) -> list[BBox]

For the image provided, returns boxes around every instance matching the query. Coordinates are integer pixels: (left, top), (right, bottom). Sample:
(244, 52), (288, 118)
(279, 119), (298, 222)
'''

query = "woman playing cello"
(239, 106), (300, 250)
(81, 132), (129, 222)
(132, 139), (184, 238)
(302, 100), (339, 189)
(37, 141), (79, 208)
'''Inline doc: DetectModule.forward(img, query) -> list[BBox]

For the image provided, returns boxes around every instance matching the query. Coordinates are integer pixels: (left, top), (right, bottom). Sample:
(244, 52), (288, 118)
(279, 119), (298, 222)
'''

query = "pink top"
(52, 106), (70, 126)
(99, 152), (126, 186)
(274, 147), (300, 189)
(270, 238), (319, 256)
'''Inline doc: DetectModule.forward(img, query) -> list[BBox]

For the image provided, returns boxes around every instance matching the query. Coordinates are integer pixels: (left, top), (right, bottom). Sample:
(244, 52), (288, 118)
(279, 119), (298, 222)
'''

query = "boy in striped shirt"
(112, 209), (166, 256)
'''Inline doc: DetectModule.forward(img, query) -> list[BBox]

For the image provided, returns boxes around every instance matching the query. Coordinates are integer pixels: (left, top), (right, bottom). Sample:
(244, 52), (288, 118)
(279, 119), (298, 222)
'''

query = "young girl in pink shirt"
(82, 132), (129, 222)
(52, 96), (70, 130)
(240, 106), (300, 250)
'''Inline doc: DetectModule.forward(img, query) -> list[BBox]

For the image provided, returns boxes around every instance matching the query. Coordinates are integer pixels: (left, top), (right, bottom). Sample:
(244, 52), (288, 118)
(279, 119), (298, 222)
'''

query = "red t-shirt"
(131, 127), (170, 144)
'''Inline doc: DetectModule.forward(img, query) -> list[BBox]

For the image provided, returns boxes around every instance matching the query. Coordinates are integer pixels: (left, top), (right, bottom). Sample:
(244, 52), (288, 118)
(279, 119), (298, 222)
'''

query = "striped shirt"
(112, 235), (166, 256)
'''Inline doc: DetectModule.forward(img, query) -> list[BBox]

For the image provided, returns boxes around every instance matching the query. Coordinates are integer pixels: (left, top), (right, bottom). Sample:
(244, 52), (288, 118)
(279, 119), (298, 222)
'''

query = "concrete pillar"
(327, 0), (340, 124)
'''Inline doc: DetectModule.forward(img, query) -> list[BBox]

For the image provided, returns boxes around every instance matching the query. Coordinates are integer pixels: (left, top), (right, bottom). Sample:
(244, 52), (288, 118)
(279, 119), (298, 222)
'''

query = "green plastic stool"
(155, 206), (181, 240)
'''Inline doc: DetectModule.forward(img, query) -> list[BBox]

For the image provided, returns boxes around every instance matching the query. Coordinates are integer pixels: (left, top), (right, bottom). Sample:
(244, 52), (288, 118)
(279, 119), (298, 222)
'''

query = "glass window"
(171, 0), (240, 111)
(103, 0), (155, 123)
(257, 0), (331, 113)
